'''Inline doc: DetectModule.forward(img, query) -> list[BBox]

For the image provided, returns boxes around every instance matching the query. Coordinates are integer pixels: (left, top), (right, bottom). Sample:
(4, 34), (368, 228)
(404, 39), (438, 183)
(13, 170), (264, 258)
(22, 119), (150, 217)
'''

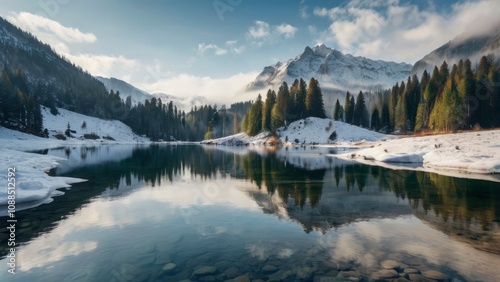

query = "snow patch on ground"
(338, 130), (500, 175)
(201, 117), (390, 146)
(42, 107), (149, 143)
(0, 148), (86, 215)
(278, 117), (391, 144)
(201, 131), (272, 146)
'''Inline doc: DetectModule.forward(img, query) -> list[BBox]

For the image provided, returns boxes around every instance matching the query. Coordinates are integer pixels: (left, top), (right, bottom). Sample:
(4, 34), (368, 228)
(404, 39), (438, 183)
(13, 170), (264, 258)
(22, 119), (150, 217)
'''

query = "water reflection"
(1, 144), (499, 281)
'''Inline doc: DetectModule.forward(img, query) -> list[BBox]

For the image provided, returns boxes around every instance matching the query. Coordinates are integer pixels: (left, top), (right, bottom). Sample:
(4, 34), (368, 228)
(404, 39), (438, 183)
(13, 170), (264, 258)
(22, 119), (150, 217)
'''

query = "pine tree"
(353, 91), (369, 127)
(271, 82), (291, 130)
(381, 103), (390, 131)
(262, 89), (276, 131)
(333, 99), (343, 121)
(389, 83), (399, 130)
(474, 56), (493, 128)
(289, 79), (299, 121)
(305, 78), (326, 118)
(406, 75), (420, 130)
(295, 78), (307, 120)
(429, 64), (465, 132)
(488, 64), (500, 127)
(65, 122), (71, 137)
(344, 91), (354, 124)
(233, 113), (239, 133)
(462, 59), (476, 127)
(371, 107), (380, 130)
(415, 67), (440, 131)
(204, 121), (214, 140)
(247, 94), (263, 136)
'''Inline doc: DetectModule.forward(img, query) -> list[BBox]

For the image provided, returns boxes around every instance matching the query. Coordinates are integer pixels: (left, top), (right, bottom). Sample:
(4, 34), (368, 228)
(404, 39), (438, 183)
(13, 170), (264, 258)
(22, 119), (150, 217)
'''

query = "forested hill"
(0, 16), (114, 118)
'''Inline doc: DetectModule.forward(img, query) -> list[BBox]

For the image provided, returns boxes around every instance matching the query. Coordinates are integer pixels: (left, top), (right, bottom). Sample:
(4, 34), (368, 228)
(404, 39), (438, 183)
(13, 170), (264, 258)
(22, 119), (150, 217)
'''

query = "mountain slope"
(95, 76), (207, 111)
(0, 16), (114, 118)
(95, 76), (154, 106)
(248, 44), (412, 93)
(411, 23), (500, 76)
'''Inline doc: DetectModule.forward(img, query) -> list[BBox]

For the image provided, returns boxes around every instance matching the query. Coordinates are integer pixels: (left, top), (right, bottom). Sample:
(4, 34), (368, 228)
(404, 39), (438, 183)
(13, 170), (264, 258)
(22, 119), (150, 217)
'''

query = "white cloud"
(198, 43), (228, 56)
(137, 71), (259, 106)
(247, 20), (298, 46)
(7, 12), (96, 44)
(248, 20), (271, 39)
(275, 23), (298, 39)
(225, 40), (246, 54)
(65, 53), (137, 78)
(300, 0), (309, 19)
(197, 40), (246, 56)
(312, 0), (500, 64)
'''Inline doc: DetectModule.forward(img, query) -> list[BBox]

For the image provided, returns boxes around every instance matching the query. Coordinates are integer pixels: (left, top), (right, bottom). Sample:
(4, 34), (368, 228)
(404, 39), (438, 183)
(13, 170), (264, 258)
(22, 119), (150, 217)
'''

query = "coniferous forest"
(342, 56), (500, 133)
(242, 77), (327, 136)
(242, 56), (500, 137)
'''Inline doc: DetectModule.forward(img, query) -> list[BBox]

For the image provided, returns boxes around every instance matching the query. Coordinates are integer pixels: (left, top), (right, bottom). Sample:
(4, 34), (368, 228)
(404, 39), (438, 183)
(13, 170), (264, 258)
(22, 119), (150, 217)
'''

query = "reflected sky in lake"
(1, 144), (500, 281)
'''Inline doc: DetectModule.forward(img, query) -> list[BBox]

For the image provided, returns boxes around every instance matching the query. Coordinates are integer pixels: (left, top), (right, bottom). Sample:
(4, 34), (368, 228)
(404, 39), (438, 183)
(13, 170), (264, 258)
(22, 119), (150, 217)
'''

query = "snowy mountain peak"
(313, 44), (334, 56)
(247, 44), (412, 93)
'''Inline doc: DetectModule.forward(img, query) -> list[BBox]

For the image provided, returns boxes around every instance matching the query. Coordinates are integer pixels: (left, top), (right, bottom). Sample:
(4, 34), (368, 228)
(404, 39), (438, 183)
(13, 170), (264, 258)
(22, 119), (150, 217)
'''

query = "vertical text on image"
(7, 167), (17, 275)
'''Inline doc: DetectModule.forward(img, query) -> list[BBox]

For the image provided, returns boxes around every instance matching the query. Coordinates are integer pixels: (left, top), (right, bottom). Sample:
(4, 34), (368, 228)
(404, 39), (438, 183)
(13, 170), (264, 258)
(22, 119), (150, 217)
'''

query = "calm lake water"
(1, 144), (500, 281)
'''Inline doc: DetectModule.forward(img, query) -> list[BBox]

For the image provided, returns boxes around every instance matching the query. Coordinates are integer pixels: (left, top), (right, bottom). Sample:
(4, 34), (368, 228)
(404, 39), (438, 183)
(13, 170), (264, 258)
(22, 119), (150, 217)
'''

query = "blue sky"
(0, 0), (499, 104)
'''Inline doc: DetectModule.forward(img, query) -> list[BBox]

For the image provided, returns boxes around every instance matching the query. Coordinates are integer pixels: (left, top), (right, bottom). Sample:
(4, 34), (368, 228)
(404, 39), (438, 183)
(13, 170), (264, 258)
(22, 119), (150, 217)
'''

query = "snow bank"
(0, 107), (150, 213)
(202, 118), (390, 146)
(201, 131), (272, 146)
(0, 148), (85, 215)
(43, 107), (149, 142)
(338, 130), (500, 175)
(278, 117), (390, 144)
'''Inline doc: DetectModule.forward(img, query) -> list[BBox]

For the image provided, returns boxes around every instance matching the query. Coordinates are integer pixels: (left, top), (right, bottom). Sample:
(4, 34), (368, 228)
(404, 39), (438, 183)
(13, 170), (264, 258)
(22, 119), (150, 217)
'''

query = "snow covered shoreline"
(335, 129), (500, 178)
(0, 106), (153, 214)
(202, 117), (500, 180)
(0, 148), (87, 215)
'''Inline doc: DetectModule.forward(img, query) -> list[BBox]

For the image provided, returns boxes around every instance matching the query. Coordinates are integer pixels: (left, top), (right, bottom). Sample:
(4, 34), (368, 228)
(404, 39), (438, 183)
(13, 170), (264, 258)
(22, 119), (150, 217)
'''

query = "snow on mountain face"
(411, 23), (500, 76)
(247, 44), (412, 93)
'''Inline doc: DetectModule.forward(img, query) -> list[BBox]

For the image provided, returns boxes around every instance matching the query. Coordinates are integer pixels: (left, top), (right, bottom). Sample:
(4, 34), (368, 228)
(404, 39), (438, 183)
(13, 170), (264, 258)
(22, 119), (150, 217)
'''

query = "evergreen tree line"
(187, 101), (252, 140)
(332, 90), (370, 128)
(242, 77), (326, 136)
(0, 66), (43, 135)
(332, 55), (500, 132)
(123, 97), (188, 141)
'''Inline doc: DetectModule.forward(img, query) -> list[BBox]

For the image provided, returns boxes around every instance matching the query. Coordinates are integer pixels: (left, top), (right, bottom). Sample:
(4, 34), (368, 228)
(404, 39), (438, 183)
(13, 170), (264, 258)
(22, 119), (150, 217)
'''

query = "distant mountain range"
(411, 22), (500, 76)
(95, 76), (207, 111)
(247, 44), (412, 93)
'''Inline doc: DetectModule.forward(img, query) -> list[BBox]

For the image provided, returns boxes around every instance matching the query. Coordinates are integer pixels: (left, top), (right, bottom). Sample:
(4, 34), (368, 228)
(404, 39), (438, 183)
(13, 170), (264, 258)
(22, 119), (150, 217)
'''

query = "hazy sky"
(1, 0), (499, 104)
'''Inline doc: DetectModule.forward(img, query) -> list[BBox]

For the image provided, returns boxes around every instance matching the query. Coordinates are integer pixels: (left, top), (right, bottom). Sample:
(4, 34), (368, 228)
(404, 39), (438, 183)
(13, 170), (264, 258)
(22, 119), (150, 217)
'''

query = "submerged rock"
(404, 268), (421, 274)
(262, 264), (278, 273)
(161, 263), (176, 274)
(224, 267), (241, 279)
(192, 266), (217, 277)
(232, 274), (251, 282)
(380, 259), (403, 271)
(370, 269), (399, 280)
(422, 270), (450, 281)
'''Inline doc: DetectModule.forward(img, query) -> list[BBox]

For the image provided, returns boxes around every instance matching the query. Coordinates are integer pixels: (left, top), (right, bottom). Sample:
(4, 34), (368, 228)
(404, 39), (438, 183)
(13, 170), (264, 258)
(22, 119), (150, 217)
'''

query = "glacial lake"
(1, 144), (500, 281)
